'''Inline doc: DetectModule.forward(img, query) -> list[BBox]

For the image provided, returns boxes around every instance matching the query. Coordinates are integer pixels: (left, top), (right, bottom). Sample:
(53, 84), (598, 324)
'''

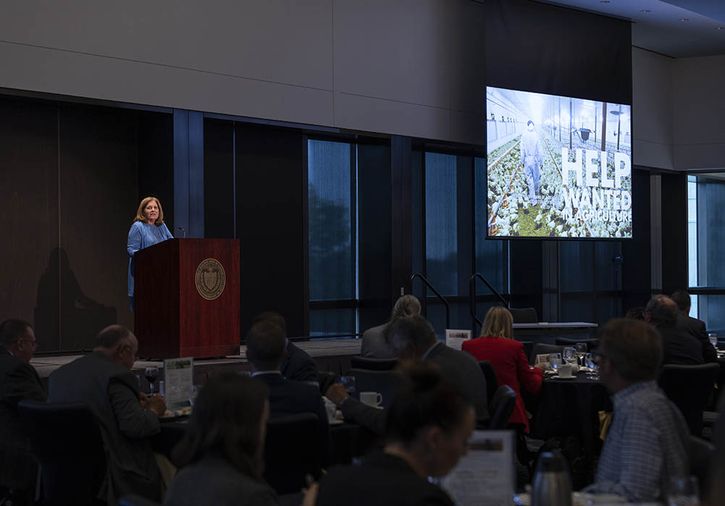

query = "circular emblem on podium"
(195, 258), (226, 301)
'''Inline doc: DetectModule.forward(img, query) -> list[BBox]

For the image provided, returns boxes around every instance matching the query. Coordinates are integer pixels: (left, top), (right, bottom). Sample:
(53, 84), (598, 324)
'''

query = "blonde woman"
(462, 306), (542, 431)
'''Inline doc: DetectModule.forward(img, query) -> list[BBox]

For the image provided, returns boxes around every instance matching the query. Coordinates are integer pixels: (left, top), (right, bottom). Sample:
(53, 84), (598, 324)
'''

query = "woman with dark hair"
(164, 373), (274, 506)
(462, 306), (543, 432)
(127, 196), (173, 308)
(316, 364), (475, 506)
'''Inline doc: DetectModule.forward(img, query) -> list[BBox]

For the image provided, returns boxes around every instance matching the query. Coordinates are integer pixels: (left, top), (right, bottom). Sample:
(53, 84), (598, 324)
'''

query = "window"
(307, 139), (357, 336)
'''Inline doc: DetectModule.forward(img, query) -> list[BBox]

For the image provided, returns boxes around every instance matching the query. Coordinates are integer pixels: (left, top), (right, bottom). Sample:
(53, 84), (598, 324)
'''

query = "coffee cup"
(360, 391), (383, 408)
(558, 364), (574, 378)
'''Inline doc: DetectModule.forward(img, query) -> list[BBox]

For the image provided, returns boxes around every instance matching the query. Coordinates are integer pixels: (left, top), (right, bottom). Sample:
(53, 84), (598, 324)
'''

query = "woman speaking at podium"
(127, 196), (173, 309)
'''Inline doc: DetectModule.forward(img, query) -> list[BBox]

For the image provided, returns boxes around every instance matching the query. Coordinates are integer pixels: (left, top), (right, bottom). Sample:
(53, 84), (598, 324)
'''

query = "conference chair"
(478, 361), (499, 403)
(349, 356), (398, 371)
(264, 413), (323, 495)
(689, 436), (715, 498)
(529, 343), (565, 365)
(509, 307), (538, 324)
(347, 368), (403, 409)
(659, 363), (720, 436)
(554, 337), (599, 351)
(17, 400), (106, 506)
(487, 385), (517, 430)
(119, 495), (161, 506)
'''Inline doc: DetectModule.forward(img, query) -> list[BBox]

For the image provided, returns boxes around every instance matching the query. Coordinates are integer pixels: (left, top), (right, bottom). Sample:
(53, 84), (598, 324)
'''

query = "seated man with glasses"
(0, 319), (46, 505)
(586, 318), (689, 502)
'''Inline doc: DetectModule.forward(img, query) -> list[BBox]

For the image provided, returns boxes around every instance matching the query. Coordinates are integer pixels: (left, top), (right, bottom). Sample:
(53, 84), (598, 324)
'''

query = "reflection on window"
(307, 139), (357, 336)
(425, 152), (458, 296)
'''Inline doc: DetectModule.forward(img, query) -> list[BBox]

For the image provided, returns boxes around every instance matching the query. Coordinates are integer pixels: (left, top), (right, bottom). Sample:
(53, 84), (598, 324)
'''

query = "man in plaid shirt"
(586, 318), (690, 502)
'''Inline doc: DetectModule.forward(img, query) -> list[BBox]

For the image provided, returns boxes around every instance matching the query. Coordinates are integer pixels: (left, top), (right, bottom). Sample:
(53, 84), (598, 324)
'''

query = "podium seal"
(195, 258), (226, 300)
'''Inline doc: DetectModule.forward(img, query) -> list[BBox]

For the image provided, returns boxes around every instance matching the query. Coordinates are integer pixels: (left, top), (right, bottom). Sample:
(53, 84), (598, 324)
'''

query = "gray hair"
(390, 295), (422, 321)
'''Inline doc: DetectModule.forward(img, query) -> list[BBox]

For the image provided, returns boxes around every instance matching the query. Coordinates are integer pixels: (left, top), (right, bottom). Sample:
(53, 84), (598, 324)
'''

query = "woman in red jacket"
(462, 306), (543, 432)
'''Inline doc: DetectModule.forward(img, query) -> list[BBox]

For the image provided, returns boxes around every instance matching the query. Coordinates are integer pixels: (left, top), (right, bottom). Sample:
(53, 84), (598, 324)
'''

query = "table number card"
(441, 430), (515, 506)
(163, 357), (194, 409)
(445, 329), (472, 351)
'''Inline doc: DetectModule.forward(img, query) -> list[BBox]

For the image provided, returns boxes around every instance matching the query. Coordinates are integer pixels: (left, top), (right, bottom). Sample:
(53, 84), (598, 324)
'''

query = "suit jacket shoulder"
(361, 323), (396, 359)
(282, 341), (318, 383)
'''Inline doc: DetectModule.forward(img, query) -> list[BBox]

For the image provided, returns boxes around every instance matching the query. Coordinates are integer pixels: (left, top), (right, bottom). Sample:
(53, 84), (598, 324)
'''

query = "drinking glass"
(548, 353), (562, 372)
(338, 375), (357, 394)
(667, 476), (699, 506)
(144, 367), (159, 394)
(575, 343), (588, 365)
(708, 332), (718, 349)
(563, 347), (577, 366)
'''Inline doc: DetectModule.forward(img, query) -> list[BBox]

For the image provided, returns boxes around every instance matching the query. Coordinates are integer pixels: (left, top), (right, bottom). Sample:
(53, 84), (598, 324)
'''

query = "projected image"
(486, 87), (632, 239)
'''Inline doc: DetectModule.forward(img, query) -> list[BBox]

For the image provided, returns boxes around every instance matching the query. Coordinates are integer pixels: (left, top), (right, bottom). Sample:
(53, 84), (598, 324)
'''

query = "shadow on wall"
(34, 247), (116, 352)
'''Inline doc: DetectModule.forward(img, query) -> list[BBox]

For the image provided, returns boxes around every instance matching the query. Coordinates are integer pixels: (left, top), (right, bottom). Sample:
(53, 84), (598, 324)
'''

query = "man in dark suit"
(671, 289), (717, 363)
(327, 315), (489, 434)
(0, 319), (46, 504)
(645, 295), (704, 365)
(252, 311), (319, 384)
(48, 325), (166, 504)
(246, 319), (329, 464)
(360, 294), (421, 359)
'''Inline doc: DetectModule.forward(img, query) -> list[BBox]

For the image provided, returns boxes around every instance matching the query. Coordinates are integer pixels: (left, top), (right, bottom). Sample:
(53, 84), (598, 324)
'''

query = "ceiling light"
(680, 17), (689, 22)
(640, 9), (651, 14)
(600, 0), (610, 3)
(717, 26), (724, 31)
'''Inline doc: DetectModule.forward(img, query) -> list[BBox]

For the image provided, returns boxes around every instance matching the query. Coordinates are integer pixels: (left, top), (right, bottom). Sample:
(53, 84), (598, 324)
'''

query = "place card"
(441, 430), (515, 506)
(445, 329), (472, 350)
(163, 357), (194, 410)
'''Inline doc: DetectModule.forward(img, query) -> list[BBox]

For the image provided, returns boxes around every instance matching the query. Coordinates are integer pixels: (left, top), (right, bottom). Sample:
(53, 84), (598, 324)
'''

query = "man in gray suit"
(328, 315), (489, 434)
(48, 325), (166, 504)
(360, 295), (421, 359)
(671, 289), (717, 363)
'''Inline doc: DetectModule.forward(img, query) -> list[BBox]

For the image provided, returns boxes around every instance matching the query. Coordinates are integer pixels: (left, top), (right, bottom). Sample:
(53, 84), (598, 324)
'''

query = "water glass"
(667, 476), (699, 506)
(548, 353), (562, 372)
(563, 347), (577, 365)
(708, 332), (718, 349)
(575, 343), (588, 364)
(144, 367), (160, 394)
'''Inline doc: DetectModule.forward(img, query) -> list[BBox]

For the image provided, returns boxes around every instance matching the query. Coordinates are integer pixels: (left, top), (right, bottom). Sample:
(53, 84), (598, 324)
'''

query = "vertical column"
(650, 174), (662, 292)
(541, 241), (559, 321)
(391, 135), (413, 297)
(173, 109), (204, 238)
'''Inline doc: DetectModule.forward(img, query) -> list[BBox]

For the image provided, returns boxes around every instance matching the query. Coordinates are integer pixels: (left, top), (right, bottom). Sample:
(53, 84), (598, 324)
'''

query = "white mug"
(360, 391), (383, 407)
(558, 364), (574, 378)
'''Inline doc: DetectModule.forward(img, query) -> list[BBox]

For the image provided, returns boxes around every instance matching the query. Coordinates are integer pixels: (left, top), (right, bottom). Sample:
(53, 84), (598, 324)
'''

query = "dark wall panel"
(358, 143), (392, 330)
(622, 168), (651, 309)
(58, 105), (139, 350)
(138, 112), (174, 232)
(236, 124), (305, 337)
(661, 172), (688, 294)
(0, 97), (59, 351)
(204, 119), (235, 239)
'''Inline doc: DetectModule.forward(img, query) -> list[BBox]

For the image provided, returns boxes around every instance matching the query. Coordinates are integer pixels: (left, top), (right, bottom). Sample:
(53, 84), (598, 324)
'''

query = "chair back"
(264, 413), (322, 495)
(509, 307), (538, 324)
(17, 400), (106, 506)
(478, 361), (499, 403)
(349, 356), (397, 371)
(487, 385), (516, 430)
(659, 363), (720, 436)
(119, 495), (161, 506)
(529, 343), (565, 365)
(555, 337), (599, 351)
(347, 368), (403, 409)
(689, 435), (714, 495)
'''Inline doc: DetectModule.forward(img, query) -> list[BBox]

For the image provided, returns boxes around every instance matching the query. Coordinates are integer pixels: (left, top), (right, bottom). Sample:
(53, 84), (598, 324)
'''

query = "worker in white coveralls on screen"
(520, 120), (543, 207)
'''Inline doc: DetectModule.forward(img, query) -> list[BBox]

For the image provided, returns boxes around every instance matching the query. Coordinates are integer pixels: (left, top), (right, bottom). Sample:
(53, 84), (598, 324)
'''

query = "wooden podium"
(134, 239), (240, 359)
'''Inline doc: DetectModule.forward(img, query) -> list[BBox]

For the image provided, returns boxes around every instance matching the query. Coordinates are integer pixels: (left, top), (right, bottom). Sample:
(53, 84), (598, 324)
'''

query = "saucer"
(553, 375), (576, 380)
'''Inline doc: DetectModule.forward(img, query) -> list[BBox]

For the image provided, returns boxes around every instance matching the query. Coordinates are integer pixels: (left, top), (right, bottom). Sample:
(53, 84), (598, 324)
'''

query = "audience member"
(327, 316), (488, 434)
(246, 319), (329, 464)
(462, 306), (542, 432)
(0, 319), (46, 504)
(48, 325), (167, 504)
(252, 312), (318, 384)
(316, 364), (474, 506)
(671, 289), (717, 363)
(645, 295), (703, 365)
(166, 373), (316, 506)
(586, 318), (689, 502)
(361, 294), (421, 359)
